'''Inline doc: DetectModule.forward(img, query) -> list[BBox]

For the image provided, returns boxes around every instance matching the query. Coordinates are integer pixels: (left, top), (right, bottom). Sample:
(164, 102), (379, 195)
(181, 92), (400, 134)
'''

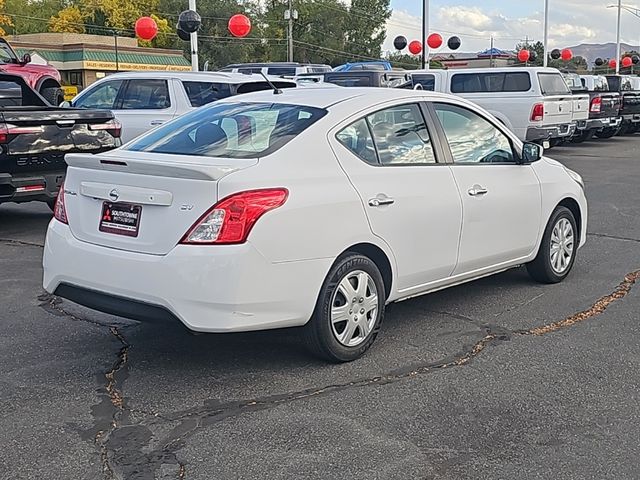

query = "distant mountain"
(567, 43), (640, 64)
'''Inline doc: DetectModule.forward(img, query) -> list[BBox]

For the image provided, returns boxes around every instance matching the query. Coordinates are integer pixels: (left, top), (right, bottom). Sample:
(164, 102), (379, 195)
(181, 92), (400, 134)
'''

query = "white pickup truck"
(66, 71), (297, 143)
(411, 67), (586, 147)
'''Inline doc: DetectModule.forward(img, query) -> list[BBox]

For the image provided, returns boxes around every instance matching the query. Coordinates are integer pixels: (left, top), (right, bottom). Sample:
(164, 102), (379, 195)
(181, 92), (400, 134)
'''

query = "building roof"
(14, 47), (190, 67)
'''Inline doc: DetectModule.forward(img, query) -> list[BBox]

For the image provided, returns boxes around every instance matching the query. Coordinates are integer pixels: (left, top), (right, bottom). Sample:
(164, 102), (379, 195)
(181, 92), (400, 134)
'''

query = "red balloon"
(609, 58), (617, 69)
(561, 48), (573, 61)
(228, 14), (251, 38)
(427, 33), (443, 49)
(408, 40), (422, 55)
(622, 56), (633, 67)
(517, 49), (530, 63)
(135, 17), (158, 41)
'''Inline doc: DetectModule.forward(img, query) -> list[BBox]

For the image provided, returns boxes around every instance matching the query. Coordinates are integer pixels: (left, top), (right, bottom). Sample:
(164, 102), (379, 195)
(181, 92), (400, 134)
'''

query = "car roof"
(217, 86), (456, 110)
(410, 67), (562, 74)
(94, 71), (297, 84)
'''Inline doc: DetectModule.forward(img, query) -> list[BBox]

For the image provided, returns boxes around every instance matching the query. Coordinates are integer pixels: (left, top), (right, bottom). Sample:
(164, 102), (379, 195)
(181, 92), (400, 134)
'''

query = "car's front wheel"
(304, 253), (385, 362)
(527, 206), (578, 284)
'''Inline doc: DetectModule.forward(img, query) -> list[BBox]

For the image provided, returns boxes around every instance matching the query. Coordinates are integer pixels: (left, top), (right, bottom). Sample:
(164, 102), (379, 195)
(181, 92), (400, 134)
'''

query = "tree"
(515, 41), (544, 66)
(49, 6), (85, 33)
(385, 52), (443, 70)
(0, 0), (14, 36)
(344, 0), (391, 59)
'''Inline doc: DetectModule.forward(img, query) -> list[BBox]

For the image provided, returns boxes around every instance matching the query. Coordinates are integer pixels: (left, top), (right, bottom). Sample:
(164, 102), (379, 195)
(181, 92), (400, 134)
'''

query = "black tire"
(303, 253), (385, 362)
(571, 129), (593, 143)
(41, 87), (64, 106)
(594, 127), (618, 139)
(527, 206), (578, 284)
(617, 123), (630, 136)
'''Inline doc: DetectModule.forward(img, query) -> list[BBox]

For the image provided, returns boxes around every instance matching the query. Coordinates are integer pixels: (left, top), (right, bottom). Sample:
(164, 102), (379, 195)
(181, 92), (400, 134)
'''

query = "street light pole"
(113, 30), (119, 72)
(189, 0), (199, 71)
(422, 0), (429, 70)
(616, 0), (622, 74)
(543, 0), (550, 67)
(288, 0), (294, 62)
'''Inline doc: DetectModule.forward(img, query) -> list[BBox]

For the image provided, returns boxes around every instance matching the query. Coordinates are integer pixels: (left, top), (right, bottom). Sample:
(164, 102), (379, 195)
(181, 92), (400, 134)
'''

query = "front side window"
(126, 102), (327, 159)
(434, 103), (515, 164)
(182, 81), (232, 107)
(73, 80), (124, 109)
(538, 73), (571, 95)
(120, 79), (170, 110)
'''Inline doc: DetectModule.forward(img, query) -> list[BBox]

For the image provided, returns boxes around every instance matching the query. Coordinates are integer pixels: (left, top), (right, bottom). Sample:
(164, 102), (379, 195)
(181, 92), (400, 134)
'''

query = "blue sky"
(383, 1), (639, 53)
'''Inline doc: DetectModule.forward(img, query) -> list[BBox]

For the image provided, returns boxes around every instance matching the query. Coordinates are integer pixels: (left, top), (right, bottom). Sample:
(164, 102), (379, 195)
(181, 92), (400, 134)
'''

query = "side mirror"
(522, 142), (543, 163)
(21, 53), (31, 65)
(59, 101), (72, 108)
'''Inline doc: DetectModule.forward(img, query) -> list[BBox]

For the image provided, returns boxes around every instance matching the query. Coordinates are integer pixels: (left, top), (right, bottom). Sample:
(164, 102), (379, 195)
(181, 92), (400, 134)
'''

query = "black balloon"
(176, 27), (191, 41)
(178, 10), (201, 33)
(393, 35), (407, 50)
(447, 36), (461, 50)
(550, 48), (561, 60)
(528, 50), (537, 62)
(594, 57), (604, 66)
(633, 55), (640, 65)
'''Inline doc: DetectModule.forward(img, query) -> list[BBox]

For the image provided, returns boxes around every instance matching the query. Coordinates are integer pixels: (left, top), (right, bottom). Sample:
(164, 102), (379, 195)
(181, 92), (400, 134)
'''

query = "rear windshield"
(267, 67), (297, 76)
(126, 102), (327, 159)
(538, 73), (571, 95)
(412, 74), (435, 91)
(450, 72), (531, 93)
(325, 75), (372, 87)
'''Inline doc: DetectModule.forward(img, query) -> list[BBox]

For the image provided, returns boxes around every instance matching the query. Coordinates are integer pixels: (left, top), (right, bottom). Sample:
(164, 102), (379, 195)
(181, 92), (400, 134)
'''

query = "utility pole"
(285, 0), (297, 62)
(422, 0), (429, 70)
(490, 36), (494, 68)
(543, 0), (550, 67)
(189, 0), (199, 71)
(616, 0), (622, 74)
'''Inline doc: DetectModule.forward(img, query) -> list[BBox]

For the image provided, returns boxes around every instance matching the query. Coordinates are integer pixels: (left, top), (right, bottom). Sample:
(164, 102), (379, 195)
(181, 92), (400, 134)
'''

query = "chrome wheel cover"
(330, 270), (379, 347)
(550, 218), (574, 274)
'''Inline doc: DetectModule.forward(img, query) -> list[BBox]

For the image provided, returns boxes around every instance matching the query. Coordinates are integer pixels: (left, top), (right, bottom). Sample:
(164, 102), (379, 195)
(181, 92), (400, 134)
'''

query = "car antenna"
(259, 71), (283, 95)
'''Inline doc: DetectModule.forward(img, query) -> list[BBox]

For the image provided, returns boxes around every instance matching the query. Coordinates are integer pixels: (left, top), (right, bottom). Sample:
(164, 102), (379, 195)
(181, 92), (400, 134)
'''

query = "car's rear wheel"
(303, 253), (385, 362)
(527, 206), (578, 284)
(594, 127), (618, 139)
(41, 87), (64, 106)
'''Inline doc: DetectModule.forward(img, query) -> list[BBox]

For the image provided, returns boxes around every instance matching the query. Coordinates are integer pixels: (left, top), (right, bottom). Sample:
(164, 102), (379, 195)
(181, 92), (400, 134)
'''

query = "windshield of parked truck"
(0, 42), (18, 63)
(538, 73), (571, 95)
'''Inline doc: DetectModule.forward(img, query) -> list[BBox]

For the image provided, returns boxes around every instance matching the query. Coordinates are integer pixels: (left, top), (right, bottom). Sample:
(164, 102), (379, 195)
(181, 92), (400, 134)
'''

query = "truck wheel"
(595, 127), (618, 139)
(571, 130), (593, 143)
(617, 124), (630, 136)
(41, 87), (65, 106)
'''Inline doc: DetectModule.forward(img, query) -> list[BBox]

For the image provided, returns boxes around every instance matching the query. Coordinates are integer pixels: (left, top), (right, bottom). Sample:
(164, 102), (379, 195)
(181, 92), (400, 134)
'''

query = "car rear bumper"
(0, 171), (64, 204)
(621, 113), (640, 123)
(43, 220), (332, 332)
(526, 123), (576, 142)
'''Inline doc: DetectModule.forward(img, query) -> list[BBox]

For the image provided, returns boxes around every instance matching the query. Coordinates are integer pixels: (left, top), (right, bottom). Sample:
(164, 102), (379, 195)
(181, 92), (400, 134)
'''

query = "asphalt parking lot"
(1, 137), (639, 480)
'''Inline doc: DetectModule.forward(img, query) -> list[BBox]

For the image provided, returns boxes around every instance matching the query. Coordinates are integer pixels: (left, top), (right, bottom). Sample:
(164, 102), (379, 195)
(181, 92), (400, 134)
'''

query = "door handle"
(368, 195), (395, 207)
(468, 185), (488, 196)
(150, 120), (165, 126)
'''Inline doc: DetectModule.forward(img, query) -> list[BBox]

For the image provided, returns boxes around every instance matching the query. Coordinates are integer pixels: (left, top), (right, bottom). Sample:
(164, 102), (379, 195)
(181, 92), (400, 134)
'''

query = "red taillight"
(180, 188), (289, 245)
(89, 119), (122, 138)
(590, 96), (602, 113)
(53, 182), (68, 224)
(0, 123), (44, 143)
(531, 103), (544, 122)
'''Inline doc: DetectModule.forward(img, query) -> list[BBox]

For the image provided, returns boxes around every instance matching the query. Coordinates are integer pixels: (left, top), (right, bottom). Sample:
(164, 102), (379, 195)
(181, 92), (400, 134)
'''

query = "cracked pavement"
(1, 137), (640, 480)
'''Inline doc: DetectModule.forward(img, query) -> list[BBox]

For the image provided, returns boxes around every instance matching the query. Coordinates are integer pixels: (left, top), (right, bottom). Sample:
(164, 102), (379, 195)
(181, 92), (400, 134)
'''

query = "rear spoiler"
(65, 152), (258, 182)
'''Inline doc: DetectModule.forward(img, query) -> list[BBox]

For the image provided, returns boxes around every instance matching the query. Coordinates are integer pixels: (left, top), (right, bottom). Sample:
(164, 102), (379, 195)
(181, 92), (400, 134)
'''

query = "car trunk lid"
(63, 151), (257, 255)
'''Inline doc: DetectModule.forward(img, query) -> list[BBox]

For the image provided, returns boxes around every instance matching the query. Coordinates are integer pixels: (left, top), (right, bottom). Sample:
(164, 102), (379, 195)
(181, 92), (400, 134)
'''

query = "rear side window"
(182, 81), (232, 107)
(74, 80), (124, 109)
(120, 79), (171, 109)
(126, 102), (327, 159)
(450, 73), (531, 93)
(538, 73), (571, 95)
(238, 68), (262, 74)
(412, 74), (435, 91)
(267, 67), (297, 76)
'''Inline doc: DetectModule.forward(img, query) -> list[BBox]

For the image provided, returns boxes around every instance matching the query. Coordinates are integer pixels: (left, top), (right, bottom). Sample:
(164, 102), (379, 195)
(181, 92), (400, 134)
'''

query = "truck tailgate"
(543, 96), (573, 125)
(571, 94), (590, 122)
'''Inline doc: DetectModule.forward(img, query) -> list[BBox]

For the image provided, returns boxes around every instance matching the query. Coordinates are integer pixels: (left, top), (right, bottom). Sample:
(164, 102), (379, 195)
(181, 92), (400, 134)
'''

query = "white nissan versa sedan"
(43, 87), (587, 362)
